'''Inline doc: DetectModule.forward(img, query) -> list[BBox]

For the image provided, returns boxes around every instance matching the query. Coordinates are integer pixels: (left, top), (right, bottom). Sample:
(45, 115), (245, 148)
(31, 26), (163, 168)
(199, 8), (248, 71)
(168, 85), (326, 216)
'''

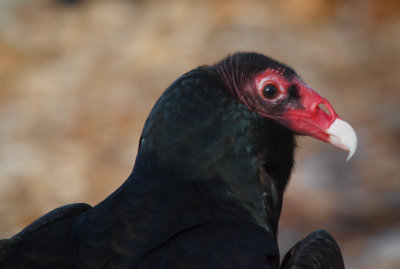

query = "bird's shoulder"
(0, 203), (91, 268)
(12, 203), (92, 241)
(280, 230), (345, 269)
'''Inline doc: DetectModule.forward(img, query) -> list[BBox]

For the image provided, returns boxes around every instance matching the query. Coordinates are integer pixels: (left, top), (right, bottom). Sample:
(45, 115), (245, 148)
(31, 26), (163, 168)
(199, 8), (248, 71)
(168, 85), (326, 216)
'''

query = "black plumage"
(281, 230), (345, 269)
(0, 52), (346, 268)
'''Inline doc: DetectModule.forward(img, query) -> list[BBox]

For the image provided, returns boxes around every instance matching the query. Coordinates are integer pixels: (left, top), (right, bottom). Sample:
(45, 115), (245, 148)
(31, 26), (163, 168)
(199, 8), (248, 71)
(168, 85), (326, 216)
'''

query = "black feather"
(281, 230), (345, 269)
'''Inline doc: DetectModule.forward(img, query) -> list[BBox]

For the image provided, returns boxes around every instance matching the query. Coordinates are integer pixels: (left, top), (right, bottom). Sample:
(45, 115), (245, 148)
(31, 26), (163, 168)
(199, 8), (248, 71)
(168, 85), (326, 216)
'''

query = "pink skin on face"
(247, 69), (357, 160)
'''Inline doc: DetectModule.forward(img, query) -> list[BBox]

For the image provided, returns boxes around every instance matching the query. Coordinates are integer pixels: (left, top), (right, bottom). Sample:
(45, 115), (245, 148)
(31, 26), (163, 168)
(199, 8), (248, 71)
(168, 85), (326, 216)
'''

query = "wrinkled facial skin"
(240, 68), (357, 160)
(243, 68), (305, 117)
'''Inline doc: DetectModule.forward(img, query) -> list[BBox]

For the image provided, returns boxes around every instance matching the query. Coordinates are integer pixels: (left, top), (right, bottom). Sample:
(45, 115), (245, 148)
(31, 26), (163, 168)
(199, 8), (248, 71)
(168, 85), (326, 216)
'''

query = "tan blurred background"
(0, 0), (399, 268)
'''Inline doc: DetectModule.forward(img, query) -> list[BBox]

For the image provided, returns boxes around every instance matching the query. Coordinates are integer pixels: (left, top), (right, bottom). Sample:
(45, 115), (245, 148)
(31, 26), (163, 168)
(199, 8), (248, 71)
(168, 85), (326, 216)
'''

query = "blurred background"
(0, 0), (399, 268)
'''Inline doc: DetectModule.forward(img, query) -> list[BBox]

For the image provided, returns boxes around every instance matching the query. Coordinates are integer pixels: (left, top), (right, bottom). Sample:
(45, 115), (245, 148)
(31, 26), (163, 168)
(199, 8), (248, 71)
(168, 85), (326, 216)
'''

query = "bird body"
(0, 53), (354, 268)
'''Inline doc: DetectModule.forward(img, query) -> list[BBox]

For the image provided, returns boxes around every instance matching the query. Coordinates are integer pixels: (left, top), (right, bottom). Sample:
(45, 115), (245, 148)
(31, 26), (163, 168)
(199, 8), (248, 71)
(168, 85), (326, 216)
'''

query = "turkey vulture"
(0, 52), (355, 268)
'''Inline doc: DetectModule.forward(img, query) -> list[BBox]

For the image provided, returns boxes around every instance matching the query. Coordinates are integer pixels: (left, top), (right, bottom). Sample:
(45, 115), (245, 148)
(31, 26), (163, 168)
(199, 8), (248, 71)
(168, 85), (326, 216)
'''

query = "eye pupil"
(262, 84), (279, 99)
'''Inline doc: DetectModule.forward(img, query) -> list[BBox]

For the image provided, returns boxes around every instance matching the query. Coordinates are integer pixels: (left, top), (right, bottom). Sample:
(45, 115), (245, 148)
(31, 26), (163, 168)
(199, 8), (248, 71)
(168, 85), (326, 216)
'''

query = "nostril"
(318, 103), (332, 118)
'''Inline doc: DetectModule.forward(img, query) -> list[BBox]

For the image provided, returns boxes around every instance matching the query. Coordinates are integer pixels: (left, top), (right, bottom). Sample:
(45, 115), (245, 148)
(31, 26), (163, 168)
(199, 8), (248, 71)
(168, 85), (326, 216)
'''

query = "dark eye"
(262, 84), (280, 100)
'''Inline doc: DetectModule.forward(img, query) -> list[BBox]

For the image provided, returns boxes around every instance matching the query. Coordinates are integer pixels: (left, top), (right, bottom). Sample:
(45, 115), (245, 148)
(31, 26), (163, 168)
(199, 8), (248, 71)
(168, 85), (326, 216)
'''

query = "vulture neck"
(129, 113), (295, 236)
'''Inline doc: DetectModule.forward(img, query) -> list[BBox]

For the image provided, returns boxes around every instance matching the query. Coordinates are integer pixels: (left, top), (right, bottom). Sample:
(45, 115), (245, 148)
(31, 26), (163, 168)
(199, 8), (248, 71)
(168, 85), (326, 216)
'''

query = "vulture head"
(137, 52), (357, 233)
(216, 53), (357, 160)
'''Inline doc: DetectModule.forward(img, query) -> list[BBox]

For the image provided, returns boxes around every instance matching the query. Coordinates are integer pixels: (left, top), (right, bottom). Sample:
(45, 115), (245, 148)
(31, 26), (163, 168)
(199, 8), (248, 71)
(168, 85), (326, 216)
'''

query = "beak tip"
(346, 147), (356, 161)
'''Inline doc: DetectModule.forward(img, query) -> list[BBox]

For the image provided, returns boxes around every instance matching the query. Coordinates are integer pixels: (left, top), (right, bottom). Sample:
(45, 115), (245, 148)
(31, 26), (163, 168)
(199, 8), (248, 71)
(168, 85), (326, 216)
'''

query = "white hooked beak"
(327, 118), (357, 161)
